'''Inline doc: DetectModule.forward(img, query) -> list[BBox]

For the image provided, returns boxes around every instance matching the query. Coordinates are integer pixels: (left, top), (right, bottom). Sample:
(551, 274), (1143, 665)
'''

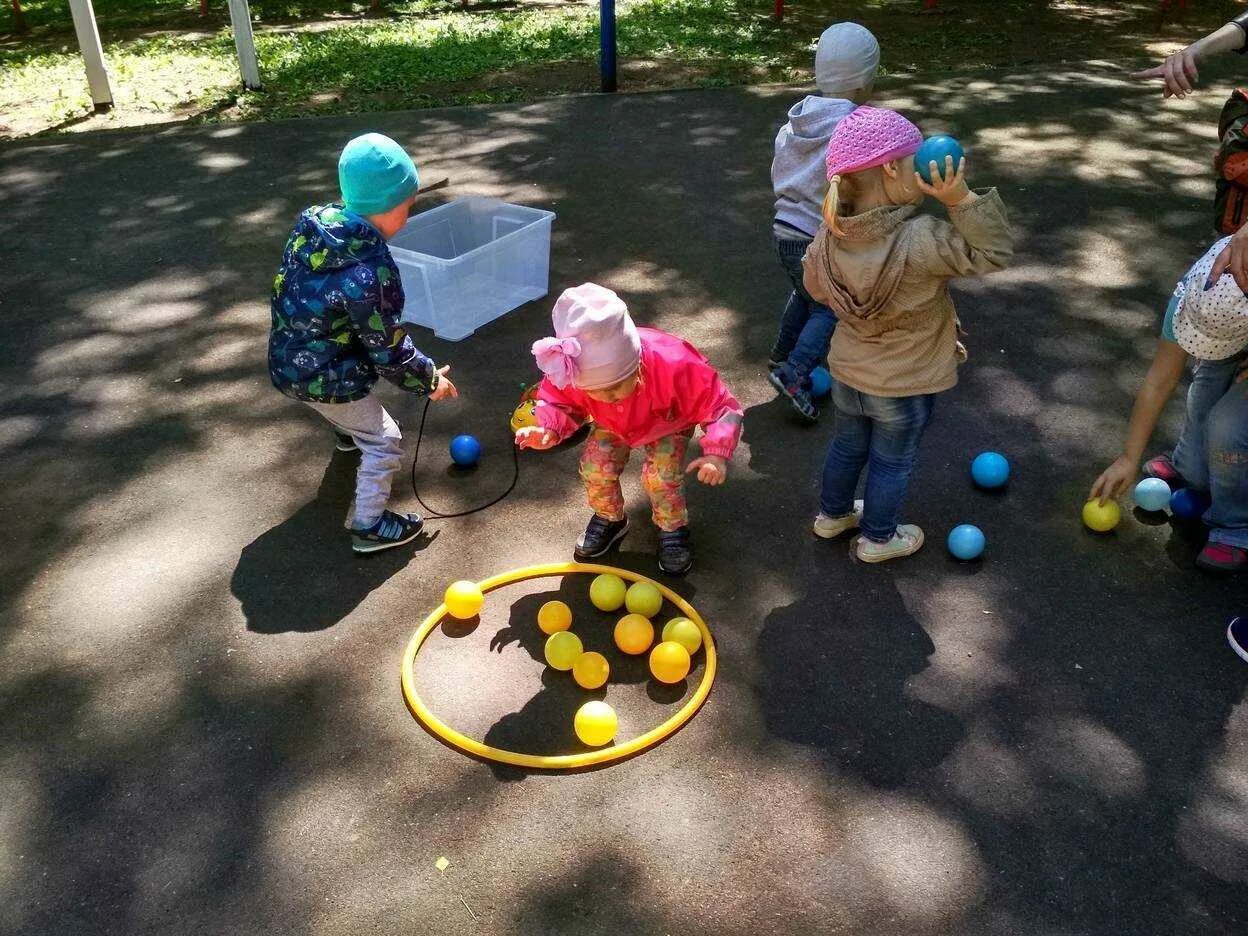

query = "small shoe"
(1142, 453), (1186, 489)
(768, 369), (819, 423)
(813, 500), (864, 539)
(351, 510), (424, 554)
(334, 431), (359, 453)
(658, 527), (693, 575)
(1227, 615), (1248, 663)
(855, 524), (924, 563)
(574, 514), (630, 561)
(1196, 541), (1248, 573)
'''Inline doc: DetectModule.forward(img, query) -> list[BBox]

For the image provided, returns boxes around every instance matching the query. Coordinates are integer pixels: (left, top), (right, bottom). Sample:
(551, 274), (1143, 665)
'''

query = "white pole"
(67, 0), (113, 111)
(226, 0), (262, 90)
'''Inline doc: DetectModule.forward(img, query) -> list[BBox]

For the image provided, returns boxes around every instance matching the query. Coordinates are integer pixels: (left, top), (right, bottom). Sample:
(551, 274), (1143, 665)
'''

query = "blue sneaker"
(351, 510), (424, 554)
(1228, 615), (1248, 664)
(768, 368), (818, 423)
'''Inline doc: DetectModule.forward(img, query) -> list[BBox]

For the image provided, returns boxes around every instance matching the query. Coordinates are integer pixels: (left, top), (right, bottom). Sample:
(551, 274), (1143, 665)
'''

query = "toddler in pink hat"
(517, 283), (743, 575)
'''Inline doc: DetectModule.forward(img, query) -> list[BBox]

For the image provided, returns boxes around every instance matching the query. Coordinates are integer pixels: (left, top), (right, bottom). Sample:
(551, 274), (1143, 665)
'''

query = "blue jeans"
(770, 233), (836, 385)
(1171, 353), (1248, 548)
(819, 382), (935, 542)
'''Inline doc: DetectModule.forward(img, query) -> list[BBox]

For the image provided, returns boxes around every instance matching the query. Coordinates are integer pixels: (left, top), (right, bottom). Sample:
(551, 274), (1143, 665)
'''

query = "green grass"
(1, 0), (1242, 138)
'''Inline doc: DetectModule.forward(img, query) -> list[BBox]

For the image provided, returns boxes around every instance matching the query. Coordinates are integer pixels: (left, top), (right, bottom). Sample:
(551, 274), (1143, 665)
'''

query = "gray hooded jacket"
(771, 96), (858, 239)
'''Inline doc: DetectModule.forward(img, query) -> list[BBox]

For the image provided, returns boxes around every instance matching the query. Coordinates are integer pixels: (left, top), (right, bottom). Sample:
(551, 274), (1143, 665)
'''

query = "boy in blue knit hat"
(269, 132), (459, 554)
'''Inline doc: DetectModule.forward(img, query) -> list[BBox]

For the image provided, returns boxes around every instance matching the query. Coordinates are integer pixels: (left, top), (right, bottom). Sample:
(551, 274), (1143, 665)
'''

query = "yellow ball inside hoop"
(400, 562), (717, 770)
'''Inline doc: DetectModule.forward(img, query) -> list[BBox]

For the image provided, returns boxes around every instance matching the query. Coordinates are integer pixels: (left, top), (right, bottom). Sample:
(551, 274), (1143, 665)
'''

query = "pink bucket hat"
(825, 106), (923, 179)
(532, 283), (641, 391)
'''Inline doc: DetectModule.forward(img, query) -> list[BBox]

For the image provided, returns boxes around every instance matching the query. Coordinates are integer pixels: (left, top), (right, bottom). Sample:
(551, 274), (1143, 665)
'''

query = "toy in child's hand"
(1170, 487), (1210, 519)
(809, 366), (833, 400)
(916, 135), (965, 184)
(514, 426), (559, 450)
(970, 451), (1009, 489)
(1133, 477), (1171, 513)
(574, 701), (618, 746)
(1082, 498), (1121, 533)
(449, 434), (481, 467)
(947, 524), (986, 560)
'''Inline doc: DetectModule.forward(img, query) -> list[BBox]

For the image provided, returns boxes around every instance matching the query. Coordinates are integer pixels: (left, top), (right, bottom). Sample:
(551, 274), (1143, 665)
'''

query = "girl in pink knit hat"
(802, 106), (1013, 563)
(516, 283), (743, 575)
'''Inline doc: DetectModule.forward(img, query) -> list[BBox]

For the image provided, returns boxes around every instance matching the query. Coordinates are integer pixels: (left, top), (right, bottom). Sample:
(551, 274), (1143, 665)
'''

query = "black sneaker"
(351, 510), (424, 554)
(574, 515), (630, 560)
(766, 355), (785, 371)
(658, 527), (693, 575)
(768, 369), (818, 423)
(1228, 615), (1248, 664)
(334, 431), (359, 453)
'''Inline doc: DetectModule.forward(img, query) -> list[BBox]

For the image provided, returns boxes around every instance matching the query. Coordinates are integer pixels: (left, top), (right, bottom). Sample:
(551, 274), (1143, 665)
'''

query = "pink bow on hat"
(532, 336), (583, 389)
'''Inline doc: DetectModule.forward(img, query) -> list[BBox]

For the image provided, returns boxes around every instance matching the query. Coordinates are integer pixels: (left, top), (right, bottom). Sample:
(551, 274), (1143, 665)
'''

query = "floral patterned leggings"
(579, 428), (690, 532)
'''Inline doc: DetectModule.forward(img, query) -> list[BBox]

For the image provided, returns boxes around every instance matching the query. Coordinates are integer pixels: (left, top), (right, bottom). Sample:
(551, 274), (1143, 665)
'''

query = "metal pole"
(774, 0), (783, 21)
(600, 0), (616, 92)
(226, 0), (263, 90)
(67, 0), (113, 112)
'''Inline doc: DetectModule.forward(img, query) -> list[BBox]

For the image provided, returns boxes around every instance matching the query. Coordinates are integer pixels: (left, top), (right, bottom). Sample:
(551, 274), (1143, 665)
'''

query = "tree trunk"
(10, 0), (27, 33)
(200, 0), (209, 16)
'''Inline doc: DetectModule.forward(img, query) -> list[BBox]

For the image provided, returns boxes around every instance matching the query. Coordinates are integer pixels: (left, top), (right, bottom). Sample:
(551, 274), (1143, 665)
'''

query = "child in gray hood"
(768, 22), (880, 423)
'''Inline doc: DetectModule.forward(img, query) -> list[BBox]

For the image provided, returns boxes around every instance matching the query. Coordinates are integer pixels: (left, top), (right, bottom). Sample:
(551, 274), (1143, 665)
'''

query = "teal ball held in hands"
(810, 366), (833, 400)
(947, 524), (986, 560)
(916, 135), (965, 184)
(970, 451), (1009, 489)
(1133, 477), (1171, 513)
(449, 434), (482, 467)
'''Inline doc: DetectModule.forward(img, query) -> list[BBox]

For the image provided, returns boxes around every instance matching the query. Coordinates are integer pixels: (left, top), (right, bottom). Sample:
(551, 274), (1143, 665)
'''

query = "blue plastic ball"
(947, 524), (986, 560)
(916, 135), (966, 184)
(1133, 477), (1171, 513)
(449, 434), (482, 467)
(970, 451), (1009, 489)
(1170, 487), (1210, 519)
(809, 366), (832, 400)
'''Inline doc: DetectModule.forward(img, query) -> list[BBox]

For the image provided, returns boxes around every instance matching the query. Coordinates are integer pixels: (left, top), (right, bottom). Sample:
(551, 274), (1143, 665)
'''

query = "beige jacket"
(802, 188), (1013, 397)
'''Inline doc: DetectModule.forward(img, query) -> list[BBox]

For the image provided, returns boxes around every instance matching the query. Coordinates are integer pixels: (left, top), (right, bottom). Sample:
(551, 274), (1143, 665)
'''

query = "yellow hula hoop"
(400, 562), (717, 770)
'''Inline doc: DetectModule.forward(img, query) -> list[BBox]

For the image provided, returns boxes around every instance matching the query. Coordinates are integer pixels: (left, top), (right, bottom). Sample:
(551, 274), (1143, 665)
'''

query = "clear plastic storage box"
(390, 196), (555, 341)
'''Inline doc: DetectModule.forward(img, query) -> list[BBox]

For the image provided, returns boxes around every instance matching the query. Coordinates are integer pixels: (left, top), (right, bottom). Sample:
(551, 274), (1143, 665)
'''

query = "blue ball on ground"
(809, 366), (832, 399)
(449, 434), (482, 467)
(916, 135), (965, 184)
(947, 524), (986, 560)
(1133, 477), (1171, 513)
(1170, 487), (1210, 519)
(970, 451), (1009, 489)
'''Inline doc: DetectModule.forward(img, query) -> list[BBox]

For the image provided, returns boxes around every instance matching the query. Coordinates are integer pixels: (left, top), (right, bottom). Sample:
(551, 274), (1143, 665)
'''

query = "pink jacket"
(534, 328), (743, 459)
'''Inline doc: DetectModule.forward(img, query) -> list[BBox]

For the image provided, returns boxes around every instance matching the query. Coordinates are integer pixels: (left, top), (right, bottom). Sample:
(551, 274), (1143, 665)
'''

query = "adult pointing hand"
(1132, 13), (1248, 98)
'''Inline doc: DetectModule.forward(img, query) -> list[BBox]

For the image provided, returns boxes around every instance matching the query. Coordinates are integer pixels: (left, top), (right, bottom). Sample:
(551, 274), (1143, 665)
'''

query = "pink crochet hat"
(825, 106), (923, 179)
(532, 283), (641, 391)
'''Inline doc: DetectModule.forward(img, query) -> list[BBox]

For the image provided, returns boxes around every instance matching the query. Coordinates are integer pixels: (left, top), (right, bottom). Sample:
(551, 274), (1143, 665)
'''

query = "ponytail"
(822, 174), (845, 237)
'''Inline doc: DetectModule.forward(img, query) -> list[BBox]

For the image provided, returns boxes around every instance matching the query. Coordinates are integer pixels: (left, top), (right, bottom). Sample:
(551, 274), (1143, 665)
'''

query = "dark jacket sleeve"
(344, 255), (439, 395)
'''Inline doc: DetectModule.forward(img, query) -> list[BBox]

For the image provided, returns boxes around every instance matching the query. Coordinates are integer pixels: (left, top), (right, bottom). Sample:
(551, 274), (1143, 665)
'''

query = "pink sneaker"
(1196, 542), (1248, 573)
(1142, 453), (1187, 489)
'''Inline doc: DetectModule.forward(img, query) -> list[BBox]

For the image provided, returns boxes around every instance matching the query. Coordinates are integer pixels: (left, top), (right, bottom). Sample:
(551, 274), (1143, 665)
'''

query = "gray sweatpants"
(304, 395), (403, 529)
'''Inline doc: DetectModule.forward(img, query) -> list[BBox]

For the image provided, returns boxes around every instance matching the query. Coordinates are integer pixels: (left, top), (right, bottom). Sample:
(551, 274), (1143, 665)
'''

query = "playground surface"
(2, 64), (1248, 935)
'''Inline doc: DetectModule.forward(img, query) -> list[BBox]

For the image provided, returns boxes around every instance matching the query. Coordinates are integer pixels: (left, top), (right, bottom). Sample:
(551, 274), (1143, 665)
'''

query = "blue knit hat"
(338, 133), (420, 216)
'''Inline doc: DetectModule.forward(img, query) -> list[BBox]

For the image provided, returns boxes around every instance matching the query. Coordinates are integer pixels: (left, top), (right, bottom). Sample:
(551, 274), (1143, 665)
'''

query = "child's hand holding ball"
(430, 365), (458, 401)
(515, 426), (559, 450)
(686, 455), (727, 486)
(915, 154), (972, 208)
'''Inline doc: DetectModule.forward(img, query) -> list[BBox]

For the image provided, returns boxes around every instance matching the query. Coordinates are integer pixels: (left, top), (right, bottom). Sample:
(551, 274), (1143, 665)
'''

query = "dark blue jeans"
(1171, 353), (1248, 548)
(819, 381), (935, 542)
(771, 233), (836, 385)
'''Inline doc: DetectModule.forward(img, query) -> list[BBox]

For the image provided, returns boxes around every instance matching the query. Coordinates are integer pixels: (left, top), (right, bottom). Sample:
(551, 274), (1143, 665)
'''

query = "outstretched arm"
(1131, 14), (1248, 98)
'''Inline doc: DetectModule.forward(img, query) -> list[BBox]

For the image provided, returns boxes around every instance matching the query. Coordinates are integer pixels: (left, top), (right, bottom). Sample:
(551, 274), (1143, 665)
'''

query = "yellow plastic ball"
(614, 613), (655, 656)
(572, 651), (610, 689)
(625, 581), (663, 618)
(537, 600), (572, 635)
(1082, 498), (1121, 533)
(589, 573), (627, 612)
(444, 580), (484, 620)
(662, 617), (702, 654)
(649, 640), (691, 684)
(574, 700), (618, 747)
(544, 631), (583, 671)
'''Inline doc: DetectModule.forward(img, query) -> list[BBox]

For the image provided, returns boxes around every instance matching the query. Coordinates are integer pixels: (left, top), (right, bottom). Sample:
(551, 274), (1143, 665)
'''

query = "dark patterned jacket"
(268, 204), (437, 403)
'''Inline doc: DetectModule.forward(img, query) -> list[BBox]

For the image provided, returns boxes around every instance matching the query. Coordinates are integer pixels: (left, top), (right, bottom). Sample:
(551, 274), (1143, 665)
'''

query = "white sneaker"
(813, 500), (864, 539)
(855, 524), (924, 563)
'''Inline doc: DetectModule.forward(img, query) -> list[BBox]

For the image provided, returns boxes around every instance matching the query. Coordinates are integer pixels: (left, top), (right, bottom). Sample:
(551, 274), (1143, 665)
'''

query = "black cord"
(409, 397), (520, 519)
